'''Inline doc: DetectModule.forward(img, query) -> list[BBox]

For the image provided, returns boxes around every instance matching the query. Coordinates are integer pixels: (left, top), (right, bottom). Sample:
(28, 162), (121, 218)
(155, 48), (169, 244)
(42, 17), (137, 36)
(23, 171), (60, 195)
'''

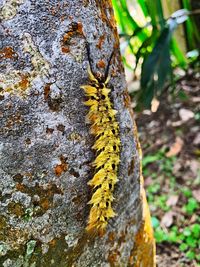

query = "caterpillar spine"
(81, 64), (120, 234)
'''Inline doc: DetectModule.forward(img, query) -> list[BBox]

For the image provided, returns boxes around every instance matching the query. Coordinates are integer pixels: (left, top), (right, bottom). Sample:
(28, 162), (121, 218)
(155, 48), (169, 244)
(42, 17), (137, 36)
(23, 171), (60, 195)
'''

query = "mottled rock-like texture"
(0, 0), (145, 266)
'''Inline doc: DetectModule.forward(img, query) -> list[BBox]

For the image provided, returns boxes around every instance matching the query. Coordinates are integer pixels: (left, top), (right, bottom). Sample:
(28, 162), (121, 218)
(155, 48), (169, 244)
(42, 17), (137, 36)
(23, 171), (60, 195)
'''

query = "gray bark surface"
(0, 1), (142, 266)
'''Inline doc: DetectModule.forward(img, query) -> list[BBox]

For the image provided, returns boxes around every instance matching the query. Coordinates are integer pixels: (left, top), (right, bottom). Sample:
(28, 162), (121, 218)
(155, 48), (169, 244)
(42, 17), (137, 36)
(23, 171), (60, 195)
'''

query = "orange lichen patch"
(18, 74), (30, 90)
(44, 83), (51, 100)
(15, 180), (63, 215)
(61, 22), (83, 53)
(129, 189), (156, 267)
(0, 71), (31, 96)
(61, 46), (70, 53)
(16, 183), (25, 192)
(96, 34), (106, 49)
(54, 165), (64, 176)
(63, 26), (76, 43)
(97, 59), (106, 68)
(107, 249), (120, 266)
(54, 156), (68, 176)
(46, 127), (54, 134)
(0, 46), (18, 59)
(107, 232), (115, 243)
(49, 239), (56, 247)
(77, 22), (83, 35)
(40, 199), (50, 210)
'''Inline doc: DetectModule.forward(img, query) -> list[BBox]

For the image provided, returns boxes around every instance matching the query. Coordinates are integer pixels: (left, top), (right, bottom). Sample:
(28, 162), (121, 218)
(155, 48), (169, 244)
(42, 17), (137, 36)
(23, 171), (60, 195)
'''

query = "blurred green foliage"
(112, 0), (200, 109)
(143, 148), (200, 263)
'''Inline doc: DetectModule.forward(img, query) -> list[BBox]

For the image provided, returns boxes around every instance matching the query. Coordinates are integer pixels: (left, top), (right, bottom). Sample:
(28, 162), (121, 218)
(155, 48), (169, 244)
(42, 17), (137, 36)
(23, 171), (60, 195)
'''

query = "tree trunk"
(0, 1), (155, 266)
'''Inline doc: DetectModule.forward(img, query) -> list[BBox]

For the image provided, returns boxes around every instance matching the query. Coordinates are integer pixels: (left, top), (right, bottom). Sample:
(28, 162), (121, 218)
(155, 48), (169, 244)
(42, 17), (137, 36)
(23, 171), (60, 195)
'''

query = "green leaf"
(178, 91), (189, 101)
(196, 254), (200, 261)
(120, 0), (147, 40)
(145, 0), (160, 28)
(191, 224), (200, 238)
(182, 0), (200, 49)
(155, 0), (164, 28)
(168, 231), (178, 243)
(186, 250), (195, 260)
(148, 184), (160, 194)
(137, 0), (148, 17)
(179, 243), (188, 251)
(141, 27), (171, 88)
(26, 240), (37, 256)
(138, 21), (179, 109)
(178, 233), (185, 241)
(112, 0), (125, 33)
(151, 216), (160, 228)
(171, 38), (187, 68)
(181, 187), (192, 198)
(154, 228), (168, 243)
(183, 228), (191, 237)
(134, 30), (159, 74)
(171, 226), (178, 233)
(142, 154), (160, 167)
(186, 236), (196, 248)
(184, 198), (199, 214)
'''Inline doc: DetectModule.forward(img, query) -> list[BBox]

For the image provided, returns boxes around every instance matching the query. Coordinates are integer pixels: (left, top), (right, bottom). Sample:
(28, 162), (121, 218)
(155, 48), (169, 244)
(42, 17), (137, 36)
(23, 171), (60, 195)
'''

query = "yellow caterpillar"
(81, 51), (120, 235)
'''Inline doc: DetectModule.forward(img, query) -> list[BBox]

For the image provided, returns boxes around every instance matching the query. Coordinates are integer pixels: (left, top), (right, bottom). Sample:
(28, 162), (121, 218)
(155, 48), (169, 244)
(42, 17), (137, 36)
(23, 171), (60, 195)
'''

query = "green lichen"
(3, 256), (23, 267)
(22, 240), (37, 267)
(23, 208), (34, 222)
(26, 240), (36, 256)
(22, 33), (50, 78)
(0, 242), (10, 256)
(0, 0), (25, 20)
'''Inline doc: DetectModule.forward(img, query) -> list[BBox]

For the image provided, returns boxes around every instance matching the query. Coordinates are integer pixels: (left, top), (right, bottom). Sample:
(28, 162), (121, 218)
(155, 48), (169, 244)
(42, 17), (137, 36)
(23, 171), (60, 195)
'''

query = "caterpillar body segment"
(81, 61), (120, 234)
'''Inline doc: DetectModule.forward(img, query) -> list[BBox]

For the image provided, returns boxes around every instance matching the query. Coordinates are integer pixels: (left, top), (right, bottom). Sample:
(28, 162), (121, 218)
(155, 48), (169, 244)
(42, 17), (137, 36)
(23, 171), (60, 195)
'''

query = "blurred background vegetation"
(112, 0), (200, 266)
(113, 0), (200, 110)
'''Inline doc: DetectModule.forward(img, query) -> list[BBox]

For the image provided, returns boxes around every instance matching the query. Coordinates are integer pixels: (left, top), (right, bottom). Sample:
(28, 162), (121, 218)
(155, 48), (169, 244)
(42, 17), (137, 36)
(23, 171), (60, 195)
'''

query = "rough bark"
(0, 1), (155, 266)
